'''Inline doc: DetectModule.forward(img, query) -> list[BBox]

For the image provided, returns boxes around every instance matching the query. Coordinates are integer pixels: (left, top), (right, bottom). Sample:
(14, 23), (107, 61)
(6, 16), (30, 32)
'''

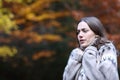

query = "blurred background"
(0, 0), (120, 80)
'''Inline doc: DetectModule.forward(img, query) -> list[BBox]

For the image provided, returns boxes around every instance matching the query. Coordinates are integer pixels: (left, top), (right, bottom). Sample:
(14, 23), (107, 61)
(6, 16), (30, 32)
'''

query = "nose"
(78, 32), (83, 38)
(79, 35), (83, 38)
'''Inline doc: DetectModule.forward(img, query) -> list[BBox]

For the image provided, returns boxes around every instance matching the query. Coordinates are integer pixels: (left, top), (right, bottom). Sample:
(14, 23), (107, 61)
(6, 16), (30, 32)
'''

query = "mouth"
(80, 40), (85, 44)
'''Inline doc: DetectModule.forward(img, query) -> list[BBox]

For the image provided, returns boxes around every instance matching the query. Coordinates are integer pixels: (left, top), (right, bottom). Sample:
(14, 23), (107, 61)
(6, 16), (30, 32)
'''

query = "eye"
(82, 29), (88, 33)
(76, 30), (80, 35)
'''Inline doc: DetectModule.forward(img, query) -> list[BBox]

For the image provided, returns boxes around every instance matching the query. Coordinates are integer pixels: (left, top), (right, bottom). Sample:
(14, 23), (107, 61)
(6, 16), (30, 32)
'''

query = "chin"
(81, 44), (88, 48)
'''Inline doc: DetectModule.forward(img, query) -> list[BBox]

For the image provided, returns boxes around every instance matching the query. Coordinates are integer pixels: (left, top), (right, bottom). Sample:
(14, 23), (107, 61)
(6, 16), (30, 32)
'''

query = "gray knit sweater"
(63, 42), (119, 80)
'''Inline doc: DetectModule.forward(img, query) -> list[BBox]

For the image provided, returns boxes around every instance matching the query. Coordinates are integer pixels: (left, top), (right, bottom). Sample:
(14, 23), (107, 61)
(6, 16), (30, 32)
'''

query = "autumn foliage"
(0, 0), (120, 80)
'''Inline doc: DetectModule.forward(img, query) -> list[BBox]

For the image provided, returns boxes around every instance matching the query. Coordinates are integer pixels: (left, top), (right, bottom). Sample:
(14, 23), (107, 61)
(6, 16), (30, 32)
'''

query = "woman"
(63, 16), (119, 80)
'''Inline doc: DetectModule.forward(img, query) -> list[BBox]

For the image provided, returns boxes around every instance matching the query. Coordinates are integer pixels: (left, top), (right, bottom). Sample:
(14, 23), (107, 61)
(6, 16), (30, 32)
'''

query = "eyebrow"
(77, 28), (89, 30)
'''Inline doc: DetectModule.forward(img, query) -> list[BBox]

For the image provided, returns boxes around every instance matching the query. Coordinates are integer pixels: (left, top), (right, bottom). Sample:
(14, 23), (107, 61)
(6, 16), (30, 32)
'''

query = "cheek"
(86, 33), (96, 44)
(77, 34), (80, 40)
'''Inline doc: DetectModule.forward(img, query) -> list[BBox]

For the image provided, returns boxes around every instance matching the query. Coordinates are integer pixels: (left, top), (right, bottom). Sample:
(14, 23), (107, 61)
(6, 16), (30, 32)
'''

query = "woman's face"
(77, 21), (96, 48)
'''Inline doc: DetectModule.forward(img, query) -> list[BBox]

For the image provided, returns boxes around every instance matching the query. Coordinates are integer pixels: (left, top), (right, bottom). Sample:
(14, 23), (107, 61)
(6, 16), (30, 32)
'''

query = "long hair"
(77, 16), (110, 49)
(77, 16), (119, 55)
(80, 16), (106, 38)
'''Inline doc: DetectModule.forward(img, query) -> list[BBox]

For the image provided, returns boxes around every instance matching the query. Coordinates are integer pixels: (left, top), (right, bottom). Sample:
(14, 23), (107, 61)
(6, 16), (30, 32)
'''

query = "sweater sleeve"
(63, 48), (83, 80)
(82, 46), (105, 80)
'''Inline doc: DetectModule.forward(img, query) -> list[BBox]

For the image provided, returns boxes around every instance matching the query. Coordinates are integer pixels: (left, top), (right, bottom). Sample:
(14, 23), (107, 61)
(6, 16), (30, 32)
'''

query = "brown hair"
(78, 16), (110, 49)
(80, 16), (106, 38)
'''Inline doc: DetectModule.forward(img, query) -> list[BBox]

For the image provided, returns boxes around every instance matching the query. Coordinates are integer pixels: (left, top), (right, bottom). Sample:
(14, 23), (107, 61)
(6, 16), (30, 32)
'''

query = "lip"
(80, 39), (85, 44)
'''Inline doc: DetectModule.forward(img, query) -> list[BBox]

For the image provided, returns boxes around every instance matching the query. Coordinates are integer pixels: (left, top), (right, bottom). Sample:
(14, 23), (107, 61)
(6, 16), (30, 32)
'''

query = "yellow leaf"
(32, 50), (55, 60)
(26, 11), (70, 21)
(42, 34), (62, 41)
(0, 46), (17, 58)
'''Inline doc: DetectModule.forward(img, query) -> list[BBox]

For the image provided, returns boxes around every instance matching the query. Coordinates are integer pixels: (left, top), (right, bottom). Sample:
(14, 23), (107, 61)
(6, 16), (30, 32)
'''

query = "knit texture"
(63, 42), (119, 80)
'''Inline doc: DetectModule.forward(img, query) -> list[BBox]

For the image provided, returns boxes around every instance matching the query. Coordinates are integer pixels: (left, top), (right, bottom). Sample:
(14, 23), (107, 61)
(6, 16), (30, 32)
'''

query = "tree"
(0, 0), (74, 80)
(0, 0), (120, 80)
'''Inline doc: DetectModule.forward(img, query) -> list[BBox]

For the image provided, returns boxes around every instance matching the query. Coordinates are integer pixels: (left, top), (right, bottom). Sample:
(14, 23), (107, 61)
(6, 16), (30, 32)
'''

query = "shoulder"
(99, 42), (117, 65)
(99, 42), (116, 55)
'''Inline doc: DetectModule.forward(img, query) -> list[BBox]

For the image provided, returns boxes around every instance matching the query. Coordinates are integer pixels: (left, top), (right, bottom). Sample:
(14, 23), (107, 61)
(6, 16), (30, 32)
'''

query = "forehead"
(77, 21), (90, 30)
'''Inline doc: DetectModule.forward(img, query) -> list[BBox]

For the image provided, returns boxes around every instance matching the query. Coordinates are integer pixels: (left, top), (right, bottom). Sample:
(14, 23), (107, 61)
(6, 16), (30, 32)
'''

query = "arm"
(82, 46), (105, 80)
(63, 48), (83, 80)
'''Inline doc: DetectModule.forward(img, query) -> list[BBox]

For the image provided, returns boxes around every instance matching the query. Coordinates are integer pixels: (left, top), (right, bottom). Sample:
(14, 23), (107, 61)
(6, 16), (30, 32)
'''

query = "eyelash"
(83, 30), (88, 33)
(76, 30), (88, 35)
